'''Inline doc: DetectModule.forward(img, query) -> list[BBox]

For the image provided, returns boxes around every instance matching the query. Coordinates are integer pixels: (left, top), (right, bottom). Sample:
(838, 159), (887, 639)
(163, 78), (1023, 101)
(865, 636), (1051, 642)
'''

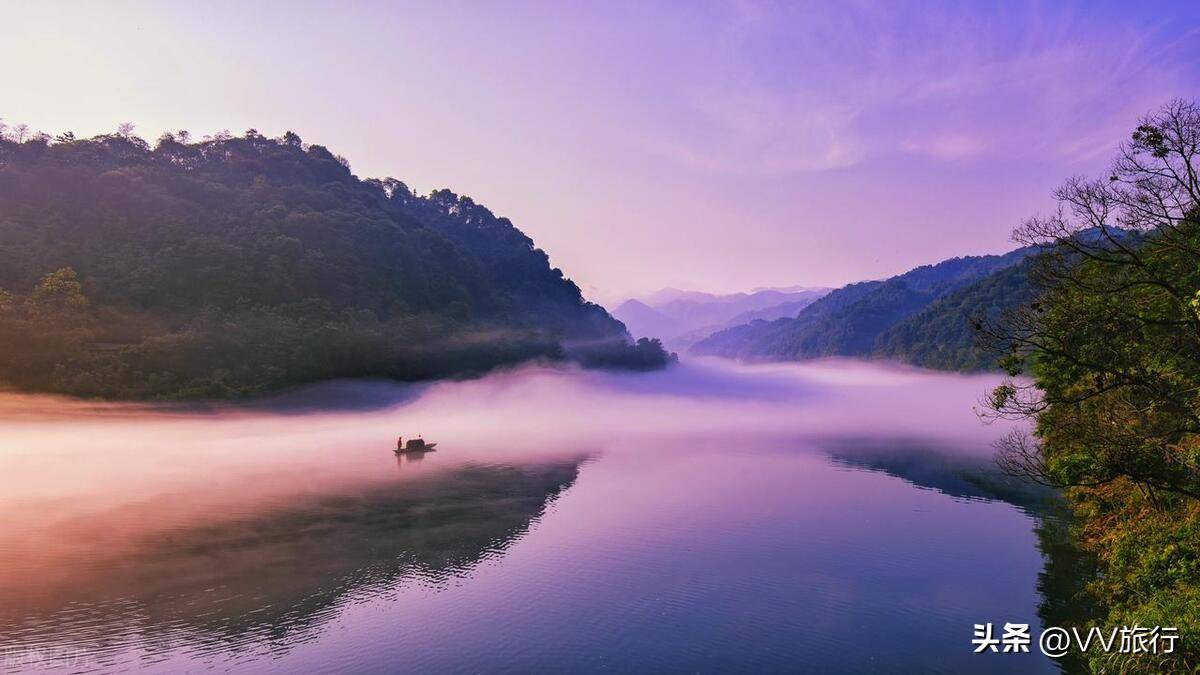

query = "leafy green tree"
(985, 99), (1200, 672)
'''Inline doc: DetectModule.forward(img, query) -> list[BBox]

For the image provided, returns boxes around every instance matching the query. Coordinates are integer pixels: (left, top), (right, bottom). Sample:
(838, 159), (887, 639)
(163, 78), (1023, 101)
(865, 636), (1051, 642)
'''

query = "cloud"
(659, 91), (866, 173)
(645, 0), (1200, 174)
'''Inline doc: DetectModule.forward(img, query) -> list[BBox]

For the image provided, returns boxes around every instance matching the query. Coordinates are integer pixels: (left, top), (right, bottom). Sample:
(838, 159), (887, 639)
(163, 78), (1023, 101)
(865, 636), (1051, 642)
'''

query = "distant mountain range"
(614, 286), (831, 351)
(690, 248), (1036, 370)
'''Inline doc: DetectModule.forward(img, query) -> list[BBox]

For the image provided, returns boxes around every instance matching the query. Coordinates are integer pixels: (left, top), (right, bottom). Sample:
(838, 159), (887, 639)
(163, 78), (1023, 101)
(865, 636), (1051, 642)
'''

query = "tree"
(30, 267), (89, 311)
(983, 99), (1200, 672)
(986, 99), (1200, 499)
(0, 125), (664, 399)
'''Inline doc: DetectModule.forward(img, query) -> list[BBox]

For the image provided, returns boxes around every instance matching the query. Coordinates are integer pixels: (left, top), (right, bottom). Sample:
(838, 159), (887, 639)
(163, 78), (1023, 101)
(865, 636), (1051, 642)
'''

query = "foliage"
(570, 337), (679, 370)
(986, 99), (1200, 672)
(692, 248), (1031, 366)
(0, 127), (672, 398)
(874, 258), (1037, 370)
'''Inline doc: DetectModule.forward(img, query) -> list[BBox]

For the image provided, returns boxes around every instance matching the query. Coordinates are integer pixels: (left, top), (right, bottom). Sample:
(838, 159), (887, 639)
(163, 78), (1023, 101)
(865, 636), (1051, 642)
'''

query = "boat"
(395, 436), (437, 453)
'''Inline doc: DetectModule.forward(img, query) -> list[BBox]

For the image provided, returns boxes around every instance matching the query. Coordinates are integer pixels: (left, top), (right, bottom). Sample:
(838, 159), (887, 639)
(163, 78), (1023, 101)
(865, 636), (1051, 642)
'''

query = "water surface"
(0, 359), (1066, 673)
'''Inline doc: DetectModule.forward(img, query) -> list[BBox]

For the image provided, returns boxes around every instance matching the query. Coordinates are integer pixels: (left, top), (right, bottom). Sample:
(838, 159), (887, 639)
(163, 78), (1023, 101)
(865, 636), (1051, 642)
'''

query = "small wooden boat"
(395, 437), (437, 453)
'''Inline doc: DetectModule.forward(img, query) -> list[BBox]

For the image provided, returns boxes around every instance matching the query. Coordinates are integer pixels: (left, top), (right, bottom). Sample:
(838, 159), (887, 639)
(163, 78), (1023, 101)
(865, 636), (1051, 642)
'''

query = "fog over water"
(0, 358), (1063, 673)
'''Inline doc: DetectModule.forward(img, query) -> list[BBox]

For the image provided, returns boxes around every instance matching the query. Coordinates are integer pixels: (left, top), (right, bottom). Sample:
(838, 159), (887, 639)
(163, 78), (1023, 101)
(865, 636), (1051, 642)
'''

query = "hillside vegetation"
(987, 100), (1200, 672)
(874, 258), (1037, 370)
(692, 248), (1032, 368)
(0, 128), (671, 399)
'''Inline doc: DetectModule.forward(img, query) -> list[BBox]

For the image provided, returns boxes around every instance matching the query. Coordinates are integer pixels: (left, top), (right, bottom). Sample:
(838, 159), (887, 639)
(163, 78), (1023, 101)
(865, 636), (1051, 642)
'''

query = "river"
(0, 358), (1075, 673)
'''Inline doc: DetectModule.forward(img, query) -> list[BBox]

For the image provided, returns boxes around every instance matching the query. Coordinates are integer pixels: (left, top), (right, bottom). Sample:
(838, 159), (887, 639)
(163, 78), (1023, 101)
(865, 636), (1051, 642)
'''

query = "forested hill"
(691, 247), (1033, 368)
(0, 129), (671, 399)
(872, 257), (1037, 370)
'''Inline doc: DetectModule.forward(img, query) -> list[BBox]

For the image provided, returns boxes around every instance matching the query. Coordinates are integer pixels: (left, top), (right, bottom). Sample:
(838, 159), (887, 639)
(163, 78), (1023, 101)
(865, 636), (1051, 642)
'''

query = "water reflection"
(0, 359), (1086, 673)
(825, 440), (1094, 674)
(826, 439), (1058, 513)
(2, 459), (586, 666)
(395, 449), (429, 467)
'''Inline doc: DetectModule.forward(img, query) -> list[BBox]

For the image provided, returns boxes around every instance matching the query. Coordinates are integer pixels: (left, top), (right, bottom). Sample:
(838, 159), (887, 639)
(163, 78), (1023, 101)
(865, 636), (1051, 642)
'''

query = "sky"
(2, 1), (1199, 303)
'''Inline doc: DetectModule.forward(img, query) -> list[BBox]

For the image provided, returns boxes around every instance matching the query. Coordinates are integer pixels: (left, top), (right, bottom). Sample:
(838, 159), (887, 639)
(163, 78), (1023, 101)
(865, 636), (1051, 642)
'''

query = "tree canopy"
(985, 99), (1200, 672)
(0, 126), (672, 399)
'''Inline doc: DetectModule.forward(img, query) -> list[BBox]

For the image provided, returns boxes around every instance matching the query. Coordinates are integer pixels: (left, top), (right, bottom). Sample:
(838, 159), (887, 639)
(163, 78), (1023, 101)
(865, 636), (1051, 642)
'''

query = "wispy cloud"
(647, 0), (1200, 174)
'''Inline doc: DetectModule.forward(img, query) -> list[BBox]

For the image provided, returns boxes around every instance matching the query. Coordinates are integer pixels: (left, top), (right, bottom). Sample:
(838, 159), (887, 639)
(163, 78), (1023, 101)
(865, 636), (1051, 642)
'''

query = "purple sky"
(3, 1), (1199, 302)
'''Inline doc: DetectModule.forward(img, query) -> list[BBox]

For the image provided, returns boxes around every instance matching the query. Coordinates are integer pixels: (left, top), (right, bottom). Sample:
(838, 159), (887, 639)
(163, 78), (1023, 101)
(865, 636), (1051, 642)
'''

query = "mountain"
(692, 248), (1034, 367)
(641, 287), (722, 306)
(873, 257), (1037, 370)
(0, 129), (671, 399)
(612, 299), (675, 344)
(724, 298), (826, 325)
(613, 286), (830, 351)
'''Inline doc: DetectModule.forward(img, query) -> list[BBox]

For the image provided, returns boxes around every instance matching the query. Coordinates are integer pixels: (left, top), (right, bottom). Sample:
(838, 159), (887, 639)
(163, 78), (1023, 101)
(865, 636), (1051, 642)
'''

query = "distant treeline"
(692, 246), (1034, 370)
(0, 127), (673, 399)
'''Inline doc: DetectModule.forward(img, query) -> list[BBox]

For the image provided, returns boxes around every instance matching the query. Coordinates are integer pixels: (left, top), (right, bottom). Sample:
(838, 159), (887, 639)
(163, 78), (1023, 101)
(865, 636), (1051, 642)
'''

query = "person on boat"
(396, 435), (435, 452)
